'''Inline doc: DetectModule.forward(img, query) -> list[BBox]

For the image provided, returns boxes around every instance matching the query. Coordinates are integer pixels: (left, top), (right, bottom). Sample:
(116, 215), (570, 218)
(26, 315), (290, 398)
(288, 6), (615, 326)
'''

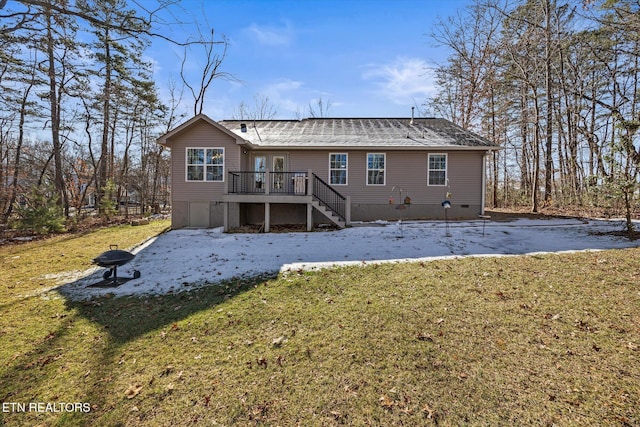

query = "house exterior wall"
(288, 149), (485, 215)
(167, 121), (241, 228)
(166, 120), (488, 228)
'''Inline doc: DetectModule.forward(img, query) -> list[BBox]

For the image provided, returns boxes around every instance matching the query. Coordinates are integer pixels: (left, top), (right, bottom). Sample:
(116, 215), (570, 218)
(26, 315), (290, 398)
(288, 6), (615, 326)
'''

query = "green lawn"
(1, 220), (639, 426)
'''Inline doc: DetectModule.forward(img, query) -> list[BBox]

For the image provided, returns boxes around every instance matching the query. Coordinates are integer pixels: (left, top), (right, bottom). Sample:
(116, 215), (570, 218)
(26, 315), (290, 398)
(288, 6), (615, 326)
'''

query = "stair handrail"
(311, 173), (346, 221)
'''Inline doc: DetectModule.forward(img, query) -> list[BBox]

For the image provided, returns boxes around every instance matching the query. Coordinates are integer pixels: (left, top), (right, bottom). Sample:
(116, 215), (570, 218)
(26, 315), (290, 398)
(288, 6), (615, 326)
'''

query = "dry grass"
(0, 221), (639, 426)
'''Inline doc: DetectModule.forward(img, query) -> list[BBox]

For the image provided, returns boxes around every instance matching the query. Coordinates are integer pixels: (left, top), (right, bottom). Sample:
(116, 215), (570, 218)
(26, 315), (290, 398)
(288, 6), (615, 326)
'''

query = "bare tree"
(307, 97), (332, 118)
(180, 28), (231, 116)
(430, 0), (502, 130)
(232, 94), (278, 120)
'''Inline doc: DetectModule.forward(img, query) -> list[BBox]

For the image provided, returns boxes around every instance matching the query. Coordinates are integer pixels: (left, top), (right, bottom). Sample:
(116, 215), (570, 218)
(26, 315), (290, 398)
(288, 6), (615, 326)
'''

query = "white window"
(428, 153), (447, 186)
(329, 153), (348, 185)
(186, 148), (224, 182)
(367, 153), (385, 185)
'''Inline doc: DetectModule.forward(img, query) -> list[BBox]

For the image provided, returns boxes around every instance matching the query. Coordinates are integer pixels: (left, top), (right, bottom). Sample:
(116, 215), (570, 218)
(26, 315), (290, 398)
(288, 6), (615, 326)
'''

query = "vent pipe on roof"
(410, 106), (415, 125)
(240, 123), (247, 133)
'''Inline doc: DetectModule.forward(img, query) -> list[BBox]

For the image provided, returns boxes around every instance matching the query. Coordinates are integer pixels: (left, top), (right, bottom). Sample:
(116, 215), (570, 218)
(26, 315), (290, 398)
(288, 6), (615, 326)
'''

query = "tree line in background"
(428, 0), (640, 230)
(0, 0), (227, 233)
(2, 0), (638, 234)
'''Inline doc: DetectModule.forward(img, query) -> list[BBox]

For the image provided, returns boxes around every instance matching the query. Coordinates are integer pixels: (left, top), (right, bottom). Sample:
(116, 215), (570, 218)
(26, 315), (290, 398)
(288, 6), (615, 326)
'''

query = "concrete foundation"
(173, 200), (483, 229)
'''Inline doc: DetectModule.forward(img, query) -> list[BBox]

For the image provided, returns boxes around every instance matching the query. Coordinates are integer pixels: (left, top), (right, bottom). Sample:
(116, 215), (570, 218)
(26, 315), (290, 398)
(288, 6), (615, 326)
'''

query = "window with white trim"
(428, 153), (447, 186)
(367, 153), (385, 185)
(186, 148), (224, 182)
(329, 153), (348, 185)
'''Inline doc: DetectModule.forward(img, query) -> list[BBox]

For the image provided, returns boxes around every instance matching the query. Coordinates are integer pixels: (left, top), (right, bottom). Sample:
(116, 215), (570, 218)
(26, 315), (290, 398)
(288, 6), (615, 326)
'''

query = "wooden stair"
(311, 199), (346, 229)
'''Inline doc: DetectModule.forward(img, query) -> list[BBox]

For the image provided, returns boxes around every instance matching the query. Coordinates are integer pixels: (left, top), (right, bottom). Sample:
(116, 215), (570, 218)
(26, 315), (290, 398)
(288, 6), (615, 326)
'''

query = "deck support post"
(307, 202), (313, 231)
(345, 196), (351, 226)
(223, 201), (229, 232)
(264, 202), (270, 233)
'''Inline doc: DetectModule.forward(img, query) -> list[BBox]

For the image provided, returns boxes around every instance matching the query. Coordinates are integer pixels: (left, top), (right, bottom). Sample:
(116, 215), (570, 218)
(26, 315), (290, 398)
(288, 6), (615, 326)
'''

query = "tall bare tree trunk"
(98, 27), (111, 214)
(532, 91), (542, 213)
(45, 6), (69, 216)
(543, 0), (554, 205)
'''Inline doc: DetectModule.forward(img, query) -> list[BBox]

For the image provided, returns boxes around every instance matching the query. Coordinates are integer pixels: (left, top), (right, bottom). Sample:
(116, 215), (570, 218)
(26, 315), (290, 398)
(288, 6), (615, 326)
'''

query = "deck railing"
(228, 171), (266, 194)
(228, 171), (308, 195)
(227, 170), (347, 222)
(312, 173), (346, 221)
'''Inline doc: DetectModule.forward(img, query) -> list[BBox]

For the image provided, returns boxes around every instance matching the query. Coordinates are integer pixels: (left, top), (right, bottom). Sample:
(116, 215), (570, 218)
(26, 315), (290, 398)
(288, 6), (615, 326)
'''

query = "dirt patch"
(483, 209), (580, 222)
(483, 207), (625, 222)
(590, 229), (640, 240)
(487, 205), (640, 221)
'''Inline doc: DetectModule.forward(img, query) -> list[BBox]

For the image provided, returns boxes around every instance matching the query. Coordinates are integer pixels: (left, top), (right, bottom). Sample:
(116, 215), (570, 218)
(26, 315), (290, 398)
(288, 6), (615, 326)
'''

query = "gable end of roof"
(156, 114), (249, 147)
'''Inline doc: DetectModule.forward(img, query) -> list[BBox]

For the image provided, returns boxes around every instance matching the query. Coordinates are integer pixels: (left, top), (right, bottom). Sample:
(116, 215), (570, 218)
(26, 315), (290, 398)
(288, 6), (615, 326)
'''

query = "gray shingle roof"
(218, 118), (497, 150)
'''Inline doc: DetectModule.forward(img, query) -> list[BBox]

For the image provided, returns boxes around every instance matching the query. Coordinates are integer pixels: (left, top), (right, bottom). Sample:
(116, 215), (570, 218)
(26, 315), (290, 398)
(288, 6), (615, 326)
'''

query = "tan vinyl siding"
(168, 121), (241, 202)
(447, 151), (484, 204)
(288, 149), (484, 206)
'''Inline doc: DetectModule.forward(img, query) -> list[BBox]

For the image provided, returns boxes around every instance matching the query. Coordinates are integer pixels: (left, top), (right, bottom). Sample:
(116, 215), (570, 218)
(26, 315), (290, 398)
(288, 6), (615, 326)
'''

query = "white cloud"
(265, 79), (303, 93)
(362, 57), (436, 105)
(261, 79), (305, 114)
(245, 21), (294, 46)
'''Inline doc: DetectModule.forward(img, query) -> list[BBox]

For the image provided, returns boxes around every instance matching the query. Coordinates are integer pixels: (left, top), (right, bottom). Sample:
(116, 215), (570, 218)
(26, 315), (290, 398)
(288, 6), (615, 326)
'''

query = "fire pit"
(92, 245), (141, 286)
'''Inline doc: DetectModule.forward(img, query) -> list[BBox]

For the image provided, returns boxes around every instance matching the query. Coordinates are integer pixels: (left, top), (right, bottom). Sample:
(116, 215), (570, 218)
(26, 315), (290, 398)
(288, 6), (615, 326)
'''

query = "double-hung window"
(367, 153), (385, 185)
(186, 148), (224, 182)
(428, 153), (447, 186)
(329, 153), (348, 185)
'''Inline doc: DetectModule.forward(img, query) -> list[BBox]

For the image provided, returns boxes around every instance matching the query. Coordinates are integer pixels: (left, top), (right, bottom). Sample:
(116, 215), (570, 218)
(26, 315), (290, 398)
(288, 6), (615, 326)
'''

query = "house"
(156, 114), (498, 231)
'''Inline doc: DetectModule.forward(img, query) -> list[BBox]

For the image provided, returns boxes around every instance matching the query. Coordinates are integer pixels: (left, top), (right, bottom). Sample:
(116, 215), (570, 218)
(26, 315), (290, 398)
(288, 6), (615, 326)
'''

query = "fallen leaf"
(422, 403), (437, 420)
(124, 383), (143, 399)
(272, 336), (287, 347)
(417, 332), (434, 342)
(379, 394), (395, 409)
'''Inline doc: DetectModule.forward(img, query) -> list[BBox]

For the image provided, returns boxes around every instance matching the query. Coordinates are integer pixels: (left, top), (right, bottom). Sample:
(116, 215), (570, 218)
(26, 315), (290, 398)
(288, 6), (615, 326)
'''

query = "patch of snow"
(57, 218), (639, 300)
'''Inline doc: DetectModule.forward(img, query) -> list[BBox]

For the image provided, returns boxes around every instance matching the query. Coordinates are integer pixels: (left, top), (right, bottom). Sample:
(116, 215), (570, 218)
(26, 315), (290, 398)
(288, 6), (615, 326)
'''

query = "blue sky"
(149, 0), (471, 120)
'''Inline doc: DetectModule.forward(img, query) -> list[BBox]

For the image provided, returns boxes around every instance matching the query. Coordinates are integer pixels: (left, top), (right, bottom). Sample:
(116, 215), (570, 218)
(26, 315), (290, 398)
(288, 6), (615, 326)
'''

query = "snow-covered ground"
(58, 217), (640, 299)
